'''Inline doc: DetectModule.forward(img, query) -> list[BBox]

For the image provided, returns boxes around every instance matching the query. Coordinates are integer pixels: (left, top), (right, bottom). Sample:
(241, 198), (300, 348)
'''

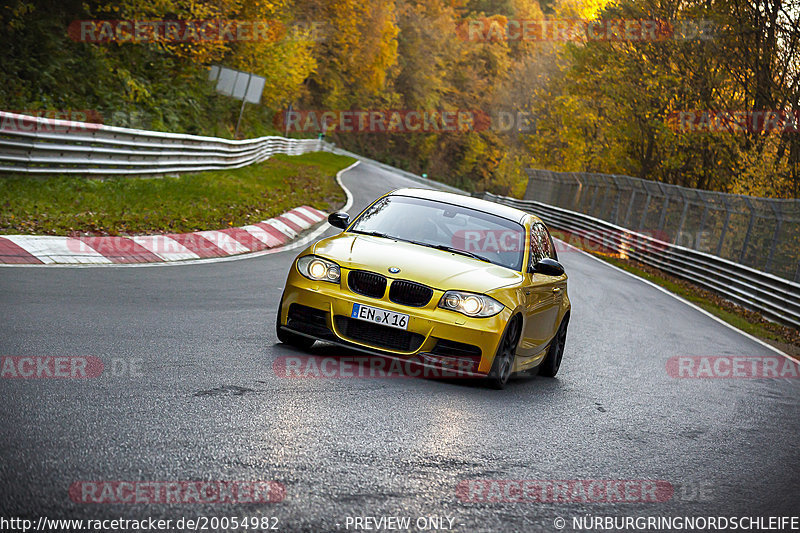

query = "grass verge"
(0, 152), (355, 236)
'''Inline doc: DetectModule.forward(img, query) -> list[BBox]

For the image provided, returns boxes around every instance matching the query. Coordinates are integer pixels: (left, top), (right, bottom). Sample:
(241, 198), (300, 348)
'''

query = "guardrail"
(0, 111), (326, 175)
(482, 192), (800, 330)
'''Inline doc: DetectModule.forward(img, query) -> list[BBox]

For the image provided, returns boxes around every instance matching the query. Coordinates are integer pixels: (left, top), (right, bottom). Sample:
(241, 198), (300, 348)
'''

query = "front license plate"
(351, 303), (409, 330)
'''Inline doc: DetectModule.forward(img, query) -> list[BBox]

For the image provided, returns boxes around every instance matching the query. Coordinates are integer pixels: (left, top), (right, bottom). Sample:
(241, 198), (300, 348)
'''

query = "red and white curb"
(0, 206), (327, 265)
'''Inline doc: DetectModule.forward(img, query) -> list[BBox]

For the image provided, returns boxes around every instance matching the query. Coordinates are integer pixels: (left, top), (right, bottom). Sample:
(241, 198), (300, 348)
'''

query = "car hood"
(312, 233), (523, 293)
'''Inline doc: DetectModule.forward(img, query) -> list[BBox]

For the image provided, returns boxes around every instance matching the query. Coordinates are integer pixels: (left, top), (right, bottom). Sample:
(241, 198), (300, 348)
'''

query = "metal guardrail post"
(674, 188), (690, 246)
(638, 192), (652, 232)
(567, 171), (581, 209)
(715, 196), (731, 256)
(590, 180), (601, 215)
(696, 194), (710, 251)
(588, 176), (600, 215)
(624, 188), (637, 227)
(765, 202), (783, 274)
(610, 175), (624, 224)
(656, 182), (670, 231)
(575, 173), (589, 212)
(739, 197), (756, 264)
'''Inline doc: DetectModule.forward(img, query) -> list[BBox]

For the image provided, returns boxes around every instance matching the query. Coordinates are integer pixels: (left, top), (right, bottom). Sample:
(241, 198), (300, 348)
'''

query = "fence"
(0, 111), (326, 175)
(483, 192), (800, 329)
(524, 169), (800, 282)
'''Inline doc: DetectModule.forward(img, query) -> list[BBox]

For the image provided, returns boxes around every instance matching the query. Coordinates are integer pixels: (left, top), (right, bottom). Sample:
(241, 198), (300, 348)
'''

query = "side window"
(529, 222), (556, 270)
(544, 225), (558, 261)
(531, 223), (547, 266)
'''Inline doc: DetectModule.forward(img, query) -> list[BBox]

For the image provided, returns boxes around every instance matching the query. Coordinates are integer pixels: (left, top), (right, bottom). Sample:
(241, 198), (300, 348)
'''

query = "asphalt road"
(1, 162), (798, 532)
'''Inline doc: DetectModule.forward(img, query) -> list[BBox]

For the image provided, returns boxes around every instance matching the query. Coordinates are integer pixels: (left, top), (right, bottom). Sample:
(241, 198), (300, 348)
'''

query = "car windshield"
(349, 195), (525, 271)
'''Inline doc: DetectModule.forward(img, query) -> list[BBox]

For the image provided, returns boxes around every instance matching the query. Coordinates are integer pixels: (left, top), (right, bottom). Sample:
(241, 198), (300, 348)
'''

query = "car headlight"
(297, 255), (341, 283)
(438, 290), (504, 317)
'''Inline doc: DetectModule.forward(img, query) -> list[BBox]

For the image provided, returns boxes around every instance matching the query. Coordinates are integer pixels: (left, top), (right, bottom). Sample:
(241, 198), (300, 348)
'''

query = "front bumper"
(278, 267), (511, 375)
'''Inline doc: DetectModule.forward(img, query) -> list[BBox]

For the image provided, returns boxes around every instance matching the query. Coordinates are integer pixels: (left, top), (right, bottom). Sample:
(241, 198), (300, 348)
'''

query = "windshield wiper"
(351, 230), (396, 240)
(430, 244), (493, 263)
(401, 240), (493, 263)
(355, 233), (494, 264)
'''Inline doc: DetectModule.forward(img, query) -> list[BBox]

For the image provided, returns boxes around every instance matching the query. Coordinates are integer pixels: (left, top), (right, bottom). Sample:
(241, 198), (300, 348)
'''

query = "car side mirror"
(531, 258), (565, 277)
(327, 212), (350, 230)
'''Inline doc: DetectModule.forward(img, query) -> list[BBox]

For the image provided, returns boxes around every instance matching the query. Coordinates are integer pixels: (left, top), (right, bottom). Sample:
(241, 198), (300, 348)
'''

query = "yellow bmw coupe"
(276, 188), (570, 388)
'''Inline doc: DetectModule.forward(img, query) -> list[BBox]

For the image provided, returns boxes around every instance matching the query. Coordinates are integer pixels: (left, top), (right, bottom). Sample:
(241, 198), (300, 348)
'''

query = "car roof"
(388, 188), (535, 225)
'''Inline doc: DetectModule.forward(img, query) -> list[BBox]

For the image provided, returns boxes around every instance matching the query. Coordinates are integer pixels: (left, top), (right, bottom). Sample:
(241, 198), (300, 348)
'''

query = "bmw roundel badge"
(388, 267), (401, 274)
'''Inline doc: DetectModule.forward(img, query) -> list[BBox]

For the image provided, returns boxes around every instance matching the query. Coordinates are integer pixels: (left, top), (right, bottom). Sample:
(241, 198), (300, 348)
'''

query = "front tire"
(539, 316), (568, 378)
(487, 316), (521, 389)
(275, 298), (316, 350)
